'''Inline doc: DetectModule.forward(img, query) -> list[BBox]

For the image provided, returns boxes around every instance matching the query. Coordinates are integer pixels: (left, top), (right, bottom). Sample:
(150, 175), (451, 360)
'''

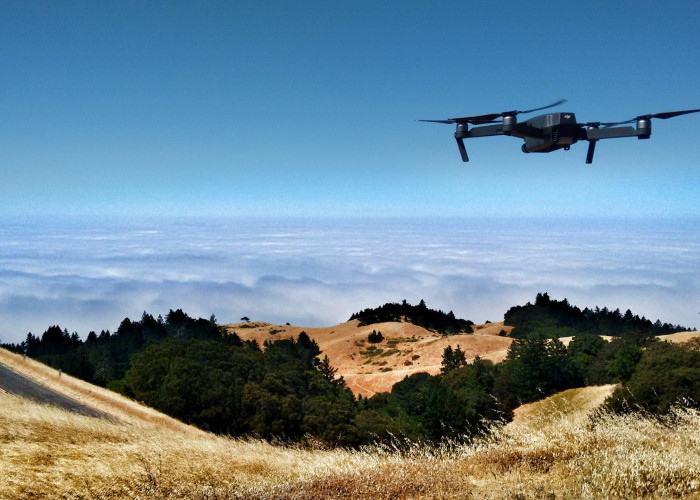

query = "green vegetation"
(358, 357), (507, 442)
(605, 341), (700, 415)
(6, 293), (699, 447)
(505, 292), (689, 339)
(440, 344), (466, 374)
(15, 310), (222, 388)
(350, 299), (474, 334)
(367, 330), (384, 343)
(121, 335), (365, 445)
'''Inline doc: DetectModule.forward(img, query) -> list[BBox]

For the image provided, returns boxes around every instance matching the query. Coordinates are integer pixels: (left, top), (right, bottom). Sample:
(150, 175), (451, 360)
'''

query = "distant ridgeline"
(349, 299), (474, 334)
(15, 309), (226, 386)
(505, 292), (691, 340)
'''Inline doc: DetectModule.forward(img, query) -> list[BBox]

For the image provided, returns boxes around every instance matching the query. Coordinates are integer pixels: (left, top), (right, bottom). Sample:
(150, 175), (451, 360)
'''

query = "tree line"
(3, 294), (698, 446)
(504, 292), (690, 339)
(349, 299), (474, 334)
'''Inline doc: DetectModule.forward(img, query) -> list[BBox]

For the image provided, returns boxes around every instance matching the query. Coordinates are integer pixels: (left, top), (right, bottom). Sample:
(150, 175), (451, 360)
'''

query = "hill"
(1, 348), (698, 498)
(223, 320), (513, 396)
(224, 320), (700, 397)
(0, 346), (199, 434)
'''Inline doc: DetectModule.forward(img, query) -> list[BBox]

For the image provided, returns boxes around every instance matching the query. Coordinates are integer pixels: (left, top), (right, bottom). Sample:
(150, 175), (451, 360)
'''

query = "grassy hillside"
(224, 320), (513, 396)
(1, 359), (698, 498)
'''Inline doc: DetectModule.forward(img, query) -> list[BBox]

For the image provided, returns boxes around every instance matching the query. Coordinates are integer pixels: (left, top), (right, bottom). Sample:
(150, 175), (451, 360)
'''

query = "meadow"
(1, 361), (698, 499)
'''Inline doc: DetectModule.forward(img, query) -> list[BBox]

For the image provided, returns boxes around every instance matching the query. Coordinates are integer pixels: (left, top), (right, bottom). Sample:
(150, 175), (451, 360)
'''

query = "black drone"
(421, 100), (700, 163)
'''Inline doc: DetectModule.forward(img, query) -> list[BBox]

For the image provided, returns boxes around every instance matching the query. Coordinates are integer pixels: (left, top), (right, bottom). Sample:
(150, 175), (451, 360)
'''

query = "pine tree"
(318, 355), (337, 381)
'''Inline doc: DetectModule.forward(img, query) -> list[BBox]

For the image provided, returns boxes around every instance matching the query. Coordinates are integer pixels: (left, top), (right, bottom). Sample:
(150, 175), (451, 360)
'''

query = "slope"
(2, 346), (698, 498)
(224, 320), (514, 396)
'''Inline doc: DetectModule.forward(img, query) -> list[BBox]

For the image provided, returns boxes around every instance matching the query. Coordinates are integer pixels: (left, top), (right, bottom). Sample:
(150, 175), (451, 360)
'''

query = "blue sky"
(2, 1), (699, 218)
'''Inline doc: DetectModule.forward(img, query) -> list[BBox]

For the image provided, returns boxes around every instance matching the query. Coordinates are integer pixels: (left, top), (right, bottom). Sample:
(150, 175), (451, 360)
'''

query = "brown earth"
(224, 320), (514, 397)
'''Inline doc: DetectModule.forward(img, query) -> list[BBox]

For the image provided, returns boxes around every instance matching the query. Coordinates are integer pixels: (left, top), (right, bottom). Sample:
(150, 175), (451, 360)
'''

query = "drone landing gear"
(455, 137), (469, 162)
(455, 123), (469, 162)
(585, 140), (597, 164)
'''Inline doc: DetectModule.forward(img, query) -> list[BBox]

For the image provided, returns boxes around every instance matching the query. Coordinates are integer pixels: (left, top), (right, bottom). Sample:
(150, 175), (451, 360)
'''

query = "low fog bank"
(1, 216), (697, 343)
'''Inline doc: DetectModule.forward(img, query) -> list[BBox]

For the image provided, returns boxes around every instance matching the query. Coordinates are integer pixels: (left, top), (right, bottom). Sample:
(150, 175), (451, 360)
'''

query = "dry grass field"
(2, 344), (699, 498)
(224, 320), (514, 396)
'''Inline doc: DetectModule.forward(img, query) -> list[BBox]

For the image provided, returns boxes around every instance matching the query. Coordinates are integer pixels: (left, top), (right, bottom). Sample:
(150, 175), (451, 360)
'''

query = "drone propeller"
(600, 108), (700, 127)
(420, 99), (567, 125)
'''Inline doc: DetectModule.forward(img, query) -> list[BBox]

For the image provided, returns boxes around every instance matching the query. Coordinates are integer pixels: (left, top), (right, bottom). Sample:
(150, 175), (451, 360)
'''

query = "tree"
(317, 355), (338, 382)
(441, 344), (466, 374)
(606, 341), (700, 415)
(567, 333), (605, 385)
(367, 330), (384, 343)
(494, 335), (575, 409)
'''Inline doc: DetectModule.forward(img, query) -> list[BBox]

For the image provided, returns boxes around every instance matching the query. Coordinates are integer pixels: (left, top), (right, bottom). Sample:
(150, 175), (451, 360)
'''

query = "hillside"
(1, 348), (698, 498)
(223, 320), (514, 396)
(224, 320), (700, 397)
(0, 347), (200, 435)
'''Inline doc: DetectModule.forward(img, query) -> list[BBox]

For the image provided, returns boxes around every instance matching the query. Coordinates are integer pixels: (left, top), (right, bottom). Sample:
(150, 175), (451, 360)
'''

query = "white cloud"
(0, 216), (697, 344)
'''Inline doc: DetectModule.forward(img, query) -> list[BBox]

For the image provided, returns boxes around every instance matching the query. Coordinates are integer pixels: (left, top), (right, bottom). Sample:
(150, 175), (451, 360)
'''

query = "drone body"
(421, 100), (700, 163)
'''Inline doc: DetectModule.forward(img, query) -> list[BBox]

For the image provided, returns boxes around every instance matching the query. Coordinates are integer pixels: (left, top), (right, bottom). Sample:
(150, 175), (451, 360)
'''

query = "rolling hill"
(224, 320), (700, 397)
(223, 320), (514, 396)
(1, 344), (698, 498)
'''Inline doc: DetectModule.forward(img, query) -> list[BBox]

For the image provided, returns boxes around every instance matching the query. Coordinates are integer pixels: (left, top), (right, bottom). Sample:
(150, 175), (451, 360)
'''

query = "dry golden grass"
(2, 389), (416, 498)
(0, 347), (200, 434)
(658, 330), (700, 344)
(2, 373), (699, 499)
(225, 320), (514, 396)
(269, 385), (700, 499)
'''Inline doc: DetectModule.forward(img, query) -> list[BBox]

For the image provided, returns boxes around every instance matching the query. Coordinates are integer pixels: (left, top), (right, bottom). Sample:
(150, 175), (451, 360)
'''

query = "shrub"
(605, 341), (700, 415)
(367, 330), (384, 343)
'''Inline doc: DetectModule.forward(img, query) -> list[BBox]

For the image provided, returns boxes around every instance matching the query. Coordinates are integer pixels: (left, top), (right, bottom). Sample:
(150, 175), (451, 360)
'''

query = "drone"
(421, 100), (700, 163)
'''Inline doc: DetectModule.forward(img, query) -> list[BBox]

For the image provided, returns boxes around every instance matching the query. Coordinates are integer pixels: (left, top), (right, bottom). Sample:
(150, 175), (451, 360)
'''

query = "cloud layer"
(1, 216), (697, 344)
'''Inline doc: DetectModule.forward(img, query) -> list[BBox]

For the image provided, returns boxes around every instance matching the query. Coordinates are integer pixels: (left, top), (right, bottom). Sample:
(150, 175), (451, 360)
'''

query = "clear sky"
(2, 1), (699, 218)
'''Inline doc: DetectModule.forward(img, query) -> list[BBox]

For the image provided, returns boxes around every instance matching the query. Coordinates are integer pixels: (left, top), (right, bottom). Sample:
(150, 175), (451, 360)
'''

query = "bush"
(367, 330), (384, 343)
(605, 341), (700, 415)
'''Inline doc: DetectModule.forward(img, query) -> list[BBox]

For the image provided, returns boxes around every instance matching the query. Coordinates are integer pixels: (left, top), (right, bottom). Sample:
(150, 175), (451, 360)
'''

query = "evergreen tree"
(318, 355), (338, 382)
(441, 344), (467, 373)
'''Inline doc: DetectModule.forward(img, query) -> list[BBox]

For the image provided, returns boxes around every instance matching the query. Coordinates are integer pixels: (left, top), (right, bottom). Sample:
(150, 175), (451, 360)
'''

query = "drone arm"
(465, 124), (506, 138)
(585, 126), (638, 140)
(453, 124), (506, 162)
(583, 126), (644, 164)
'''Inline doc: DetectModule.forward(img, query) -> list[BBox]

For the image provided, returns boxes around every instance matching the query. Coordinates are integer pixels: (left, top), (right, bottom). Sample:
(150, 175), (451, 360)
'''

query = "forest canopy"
(4, 294), (698, 447)
(349, 299), (474, 334)
(504, 292), (689, 339)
